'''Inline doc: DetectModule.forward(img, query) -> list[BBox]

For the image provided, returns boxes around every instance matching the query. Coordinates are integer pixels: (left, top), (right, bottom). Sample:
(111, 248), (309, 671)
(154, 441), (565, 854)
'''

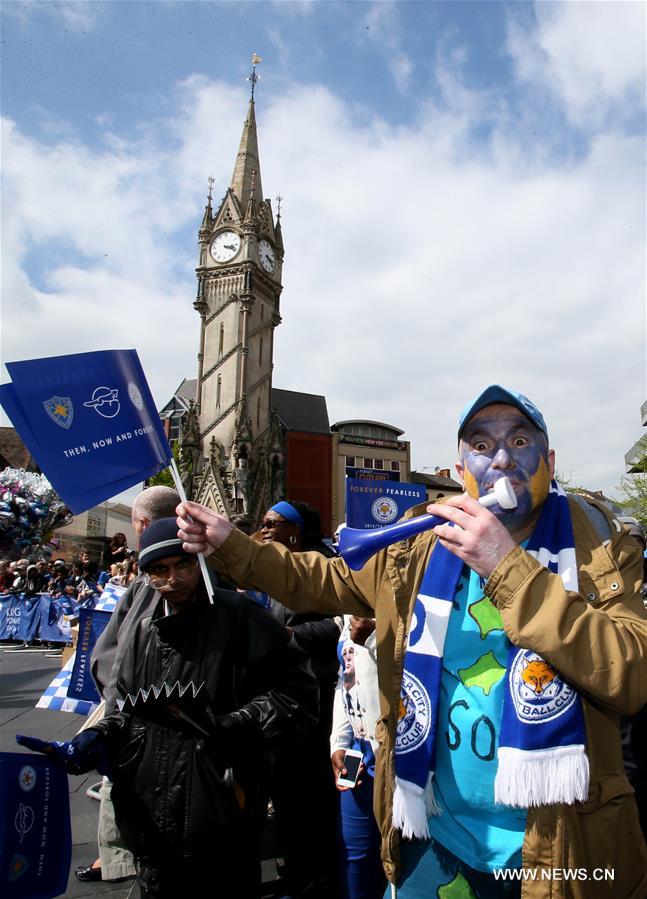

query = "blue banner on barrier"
(68, 608), (111, 703)
(0, 595), (72, 644)
(345, 478), (427, 529)
(0, 349), (172, 514)
(38, 598), (72, 644)
(0, 595), (23, 641)
(0, 752), (71, 898)
(16, 597), (42, 642)
(0, 595), (40, 642)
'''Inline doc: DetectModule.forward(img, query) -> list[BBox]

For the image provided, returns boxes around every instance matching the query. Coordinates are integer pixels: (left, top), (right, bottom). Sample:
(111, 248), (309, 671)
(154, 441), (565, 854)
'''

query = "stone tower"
(188, 61), (286, 522)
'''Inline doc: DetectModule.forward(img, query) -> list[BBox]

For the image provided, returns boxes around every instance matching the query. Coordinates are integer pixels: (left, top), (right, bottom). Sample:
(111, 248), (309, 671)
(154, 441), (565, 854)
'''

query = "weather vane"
(247, 53), (262, 99)
(207, 176), (214, 200)
(275, 194), (283, 218)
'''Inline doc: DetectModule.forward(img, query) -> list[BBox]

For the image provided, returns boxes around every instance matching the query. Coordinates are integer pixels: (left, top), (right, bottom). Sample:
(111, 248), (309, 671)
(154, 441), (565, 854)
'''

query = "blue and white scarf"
(393, 481), (589, 840)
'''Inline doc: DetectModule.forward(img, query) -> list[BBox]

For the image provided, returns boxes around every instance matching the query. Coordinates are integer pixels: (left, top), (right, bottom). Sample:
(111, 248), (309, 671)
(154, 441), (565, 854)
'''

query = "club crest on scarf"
(396, 671), (432, 754)
(510, 649), (576, 725)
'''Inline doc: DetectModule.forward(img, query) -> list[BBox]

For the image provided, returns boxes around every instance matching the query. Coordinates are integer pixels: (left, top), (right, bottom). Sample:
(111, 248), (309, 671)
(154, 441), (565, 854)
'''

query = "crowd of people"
(12, 385), (647, 898)
(0, 536), (139, 603)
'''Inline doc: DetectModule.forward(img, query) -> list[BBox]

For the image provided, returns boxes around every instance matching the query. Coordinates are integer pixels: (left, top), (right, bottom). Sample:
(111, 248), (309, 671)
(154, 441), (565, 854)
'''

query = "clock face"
(211, 230), (240, 263)
(258, 239), (276, 273)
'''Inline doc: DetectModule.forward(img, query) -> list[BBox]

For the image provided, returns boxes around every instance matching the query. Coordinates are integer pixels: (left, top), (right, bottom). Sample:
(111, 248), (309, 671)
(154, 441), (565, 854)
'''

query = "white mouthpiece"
(479, 477), (518, 510)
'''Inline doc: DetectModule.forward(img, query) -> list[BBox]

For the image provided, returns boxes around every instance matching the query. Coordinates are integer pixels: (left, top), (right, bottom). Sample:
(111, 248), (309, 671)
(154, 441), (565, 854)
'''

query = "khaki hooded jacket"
(210, 495), (647, 898)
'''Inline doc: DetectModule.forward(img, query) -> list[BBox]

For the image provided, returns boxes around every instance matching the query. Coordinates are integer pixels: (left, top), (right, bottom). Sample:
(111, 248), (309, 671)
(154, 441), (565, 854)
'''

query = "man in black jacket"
(23, 518), (319, 898)
(76, 485), (180, 884)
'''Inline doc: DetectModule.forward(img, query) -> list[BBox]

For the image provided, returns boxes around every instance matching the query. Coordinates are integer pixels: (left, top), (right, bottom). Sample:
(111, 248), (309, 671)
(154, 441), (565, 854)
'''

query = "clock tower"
(187, 58), (286, 521)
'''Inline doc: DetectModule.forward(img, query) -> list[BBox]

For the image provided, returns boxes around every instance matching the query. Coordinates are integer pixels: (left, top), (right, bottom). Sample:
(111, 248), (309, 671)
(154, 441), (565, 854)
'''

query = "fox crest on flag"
(0, 350), (172, 514)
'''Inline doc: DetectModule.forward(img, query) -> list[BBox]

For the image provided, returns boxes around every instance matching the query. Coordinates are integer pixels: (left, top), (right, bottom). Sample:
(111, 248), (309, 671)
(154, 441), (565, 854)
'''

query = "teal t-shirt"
(427, 566), (527, 872)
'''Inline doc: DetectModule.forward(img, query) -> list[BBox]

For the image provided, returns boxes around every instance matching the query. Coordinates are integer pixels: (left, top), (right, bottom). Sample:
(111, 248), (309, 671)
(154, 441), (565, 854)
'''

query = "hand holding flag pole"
(169, 456), (214, 604)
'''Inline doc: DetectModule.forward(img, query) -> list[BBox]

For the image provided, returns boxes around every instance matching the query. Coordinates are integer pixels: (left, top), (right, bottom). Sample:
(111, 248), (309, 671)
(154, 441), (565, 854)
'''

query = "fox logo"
(521, 659), (556, 696)
(510, 649), (576, 724)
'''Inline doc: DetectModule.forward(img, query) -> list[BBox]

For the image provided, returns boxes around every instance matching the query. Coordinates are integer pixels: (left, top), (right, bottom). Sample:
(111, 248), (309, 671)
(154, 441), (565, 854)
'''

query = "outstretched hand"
(16, 730), (112, 777)
(426, 493), (516, 579)
(176, 501), (234, 556)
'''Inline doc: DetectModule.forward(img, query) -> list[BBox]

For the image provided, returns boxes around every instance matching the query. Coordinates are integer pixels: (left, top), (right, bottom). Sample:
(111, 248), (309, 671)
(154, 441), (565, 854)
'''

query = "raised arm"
(177, 501), (379, 618)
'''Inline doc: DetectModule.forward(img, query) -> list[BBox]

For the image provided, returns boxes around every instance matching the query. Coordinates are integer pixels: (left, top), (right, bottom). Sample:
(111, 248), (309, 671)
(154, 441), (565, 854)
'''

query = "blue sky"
(6, 3), (636, 153)
(1, 0), (645, 499)
(3, 3), (515, 130)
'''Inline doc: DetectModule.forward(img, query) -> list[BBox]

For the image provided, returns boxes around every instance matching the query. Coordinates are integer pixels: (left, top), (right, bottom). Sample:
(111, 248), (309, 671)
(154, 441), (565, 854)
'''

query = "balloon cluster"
(0, 469), (73, 560)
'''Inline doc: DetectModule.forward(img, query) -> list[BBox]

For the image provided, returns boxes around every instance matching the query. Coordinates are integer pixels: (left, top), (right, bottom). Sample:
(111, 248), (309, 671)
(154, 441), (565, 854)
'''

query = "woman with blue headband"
(260, 501), (307, 548)
(260, 500), (341, 898)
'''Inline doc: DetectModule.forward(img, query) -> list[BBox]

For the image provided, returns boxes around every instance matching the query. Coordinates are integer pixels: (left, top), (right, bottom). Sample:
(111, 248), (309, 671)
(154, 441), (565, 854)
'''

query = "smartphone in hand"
(337, 748), (363, 788)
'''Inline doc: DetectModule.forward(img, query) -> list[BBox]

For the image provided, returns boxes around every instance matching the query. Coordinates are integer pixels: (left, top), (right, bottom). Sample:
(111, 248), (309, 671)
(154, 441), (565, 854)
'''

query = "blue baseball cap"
(458, 385), (548, 441)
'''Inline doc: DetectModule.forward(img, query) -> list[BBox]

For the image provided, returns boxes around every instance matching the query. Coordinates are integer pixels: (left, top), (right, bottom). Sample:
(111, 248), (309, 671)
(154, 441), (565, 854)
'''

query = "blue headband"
(270, 502), (304, 531)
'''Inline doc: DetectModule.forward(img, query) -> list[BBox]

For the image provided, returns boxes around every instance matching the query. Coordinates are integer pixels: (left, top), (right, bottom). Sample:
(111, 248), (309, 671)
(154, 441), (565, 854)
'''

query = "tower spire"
(230, 55), (264, 211)
(199, 176), (214, 233)
(247, 53), (261, 101)
(274, 193), (284, 252)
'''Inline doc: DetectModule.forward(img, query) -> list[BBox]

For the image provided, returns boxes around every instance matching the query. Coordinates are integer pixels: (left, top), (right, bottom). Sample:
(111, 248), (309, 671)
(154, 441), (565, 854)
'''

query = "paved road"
(1, 642), (285, 898)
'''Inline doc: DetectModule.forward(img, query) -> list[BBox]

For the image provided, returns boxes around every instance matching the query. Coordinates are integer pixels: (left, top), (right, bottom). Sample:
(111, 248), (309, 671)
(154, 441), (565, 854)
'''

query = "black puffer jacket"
(94, 587), (319, 865)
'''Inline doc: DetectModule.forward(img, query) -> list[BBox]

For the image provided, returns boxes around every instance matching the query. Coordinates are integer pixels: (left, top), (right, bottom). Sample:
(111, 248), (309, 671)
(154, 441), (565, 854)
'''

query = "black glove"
(16, 729), (112, 777)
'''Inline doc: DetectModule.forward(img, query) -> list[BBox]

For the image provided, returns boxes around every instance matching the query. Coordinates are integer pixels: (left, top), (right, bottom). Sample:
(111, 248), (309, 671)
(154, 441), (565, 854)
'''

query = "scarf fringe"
(424, 771), (442, 817)
(494, 745), (589, 807)
(393, 773), (441, 839)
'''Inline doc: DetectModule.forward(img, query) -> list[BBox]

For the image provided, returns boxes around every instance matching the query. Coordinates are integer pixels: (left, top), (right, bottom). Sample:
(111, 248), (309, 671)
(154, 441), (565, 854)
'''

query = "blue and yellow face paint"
(458, 405), (551, 522)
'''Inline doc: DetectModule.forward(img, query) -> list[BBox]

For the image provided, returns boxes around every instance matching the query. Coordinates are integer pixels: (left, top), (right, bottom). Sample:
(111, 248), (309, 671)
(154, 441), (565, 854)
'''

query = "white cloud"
(271, 0), (317, 17)
(363, 1), (413, 94)
(2, 17), (644, 501)
(57, 1), (100, 32)
(507, 1), (645, 127)
(1, 114), (194, 407)
(257, 92), (643, 494)
(4, 0), (102, 32)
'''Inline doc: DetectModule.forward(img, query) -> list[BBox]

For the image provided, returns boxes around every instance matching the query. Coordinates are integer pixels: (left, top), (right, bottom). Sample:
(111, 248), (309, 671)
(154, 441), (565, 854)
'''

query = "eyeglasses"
(144, 557), (199, 590)
(260, 519), (285, 530)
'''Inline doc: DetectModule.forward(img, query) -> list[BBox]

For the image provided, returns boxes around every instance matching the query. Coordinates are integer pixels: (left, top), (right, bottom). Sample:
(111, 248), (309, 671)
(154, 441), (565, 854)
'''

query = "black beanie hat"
(138, 517), (190, 571)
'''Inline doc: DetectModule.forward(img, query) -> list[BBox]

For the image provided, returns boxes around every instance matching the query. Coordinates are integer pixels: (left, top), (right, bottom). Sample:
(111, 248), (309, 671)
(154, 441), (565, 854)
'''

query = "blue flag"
(0, 349), (171, 513)
(0, 752), (71, 898)
(345, 478), (427, 529)
(68, 608), (111, 703)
